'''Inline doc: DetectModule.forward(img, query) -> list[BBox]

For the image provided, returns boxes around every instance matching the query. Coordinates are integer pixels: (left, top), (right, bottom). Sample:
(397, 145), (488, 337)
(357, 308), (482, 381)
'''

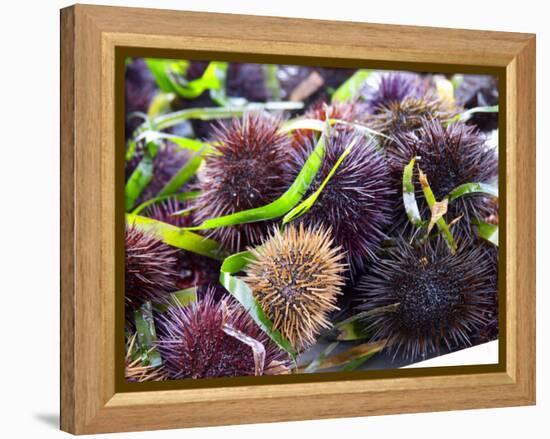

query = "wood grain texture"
(60, 4), (536, 434)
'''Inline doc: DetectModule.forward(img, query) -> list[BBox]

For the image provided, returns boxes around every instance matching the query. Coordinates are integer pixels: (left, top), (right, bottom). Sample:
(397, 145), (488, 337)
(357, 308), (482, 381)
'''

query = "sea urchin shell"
(244, 224), (347, 351)
(357, 238), (497, 360)
(156, 291), (291, 379)
(194, 113), (295, 252)
(125, 224), (179, 306)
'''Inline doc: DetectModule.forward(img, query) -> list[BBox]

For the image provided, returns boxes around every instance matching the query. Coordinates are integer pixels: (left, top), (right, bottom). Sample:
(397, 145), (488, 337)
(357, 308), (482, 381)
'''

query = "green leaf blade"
(220, 251), (297, 359)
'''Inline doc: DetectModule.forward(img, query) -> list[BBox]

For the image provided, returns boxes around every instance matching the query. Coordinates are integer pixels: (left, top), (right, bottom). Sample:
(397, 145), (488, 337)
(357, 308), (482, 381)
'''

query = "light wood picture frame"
(60, 4), (536, 434)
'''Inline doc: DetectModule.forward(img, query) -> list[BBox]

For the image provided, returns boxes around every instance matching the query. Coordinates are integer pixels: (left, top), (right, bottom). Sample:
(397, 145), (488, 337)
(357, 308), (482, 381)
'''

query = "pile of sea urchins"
(125, 65), (499, 381)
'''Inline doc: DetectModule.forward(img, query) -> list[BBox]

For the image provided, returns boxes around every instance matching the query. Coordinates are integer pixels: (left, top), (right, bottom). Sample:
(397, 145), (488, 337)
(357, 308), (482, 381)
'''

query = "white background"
(1, 0), (547, 437)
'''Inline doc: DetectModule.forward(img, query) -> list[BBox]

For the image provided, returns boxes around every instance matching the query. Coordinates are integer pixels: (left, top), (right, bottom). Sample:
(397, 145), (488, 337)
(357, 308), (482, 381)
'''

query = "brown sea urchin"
(244, 224), (347, 351)
(357, 238), (497, 360)
(125, 224), (180, 306)
(193, 113), (296, 252)
(156, 291), (291, 379)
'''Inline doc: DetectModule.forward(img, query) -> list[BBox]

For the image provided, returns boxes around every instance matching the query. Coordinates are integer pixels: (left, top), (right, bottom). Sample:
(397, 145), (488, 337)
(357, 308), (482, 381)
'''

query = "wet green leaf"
(171, 287), (198, 307)
(134, 301), (162, 367)
(448, 182), (498, 201)
(402, 156), (424, 228)
(303, 342), (339, 373)
(418, 168), (457, 253)
(152, 102), (304, 131)
(220, 251), (297, 359)
(126, 214), (227, 260)
(449, 105), (499, 124)
(186, 127), (328, 231)
(310, 340), (385, 371)
(130, 191), (200, 216)
(332, 69), (372, 103)
(476, 220), (499, 246)
(135, 131), (212, 154)
(125, 146), (157, 212)
(283, 131), (356, 224)
(157, 155), (203, 197)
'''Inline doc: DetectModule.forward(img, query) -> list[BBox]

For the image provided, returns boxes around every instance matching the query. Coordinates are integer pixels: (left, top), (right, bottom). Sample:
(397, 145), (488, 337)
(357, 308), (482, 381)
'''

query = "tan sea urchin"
(244, 224), (347, 351)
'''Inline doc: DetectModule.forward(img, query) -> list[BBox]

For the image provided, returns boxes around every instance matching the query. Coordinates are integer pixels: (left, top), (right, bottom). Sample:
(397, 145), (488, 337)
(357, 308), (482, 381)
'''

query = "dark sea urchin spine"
(193, 113), (296, 253)
(156, 291), (291, 379)
(289, 129), (394, 271)
(357, 238), (498, 360)
(388, 118), (498, 240)
(244, 224), (347, 351)
(125, 224), (180, 306)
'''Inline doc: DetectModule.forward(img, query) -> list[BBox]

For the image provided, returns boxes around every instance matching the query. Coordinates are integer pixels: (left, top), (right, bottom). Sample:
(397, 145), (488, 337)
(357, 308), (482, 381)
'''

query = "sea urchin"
(388, 118), (498, 239)
(125, 224), (179, 306)
(244, 224), (347, 351)
(366, 96), (455, 148)
(357, 238), (497, 360)
(289, 128), (394, 270)
(361, 71), (427, 114)
(156, 290), (291, 379)
(193, 113), (295, 252)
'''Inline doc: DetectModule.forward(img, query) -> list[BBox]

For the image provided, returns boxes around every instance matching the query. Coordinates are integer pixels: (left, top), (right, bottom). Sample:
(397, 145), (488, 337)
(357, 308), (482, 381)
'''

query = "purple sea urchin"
(357, 238), (497, 360)
(289, 129), (394, 270)
(361, 72), (427, 114)
(193, 113), (295, 252)
(156, 291), (291, 379)
(125, 224), (179, 306)
(244, 224), (347, 351)
(388, 119), (498, 239)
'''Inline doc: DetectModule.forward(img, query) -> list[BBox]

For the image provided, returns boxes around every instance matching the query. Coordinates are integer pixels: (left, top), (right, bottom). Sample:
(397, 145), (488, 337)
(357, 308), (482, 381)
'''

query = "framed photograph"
(60, 4), (536, 434)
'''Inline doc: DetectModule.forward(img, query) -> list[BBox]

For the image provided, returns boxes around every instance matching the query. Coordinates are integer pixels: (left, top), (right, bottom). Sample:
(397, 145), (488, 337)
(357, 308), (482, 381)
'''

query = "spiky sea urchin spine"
(357, 238), (497, 360)
(289, 129), (394, 270)
(366, 97), (455, 148)
(193, 113), (295, 252)
(125, 224), (179, 306)
(361, 72), (427, 114)
(156, 291), (291, 379)
(388, 118), (498, 239)
(244, 224), (347, 351)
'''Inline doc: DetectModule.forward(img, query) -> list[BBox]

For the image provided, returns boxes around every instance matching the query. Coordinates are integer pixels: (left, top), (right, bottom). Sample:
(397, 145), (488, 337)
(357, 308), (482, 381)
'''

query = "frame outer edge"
(515, 36), (536, 403)
(60, 5), (537, 434)
(60, 5), (76, 434)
